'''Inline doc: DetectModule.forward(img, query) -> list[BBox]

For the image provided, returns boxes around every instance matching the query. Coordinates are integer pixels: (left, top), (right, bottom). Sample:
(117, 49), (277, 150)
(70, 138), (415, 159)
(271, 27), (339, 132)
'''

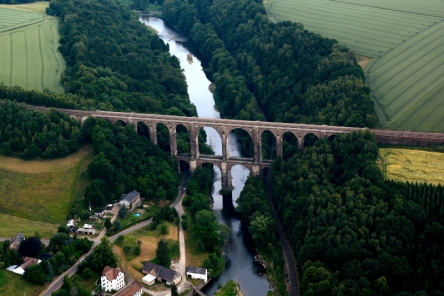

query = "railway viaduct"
(28, 106), (444, 191)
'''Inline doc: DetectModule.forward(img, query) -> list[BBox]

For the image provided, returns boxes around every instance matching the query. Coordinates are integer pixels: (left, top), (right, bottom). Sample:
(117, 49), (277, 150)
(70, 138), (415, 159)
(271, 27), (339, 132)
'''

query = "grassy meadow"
(0, 1), (50, 14)
(0, 146), (94, 238)
(378, 148), (444, 185)
(267, 0), (444, 133)
(0, 5), (65, 93)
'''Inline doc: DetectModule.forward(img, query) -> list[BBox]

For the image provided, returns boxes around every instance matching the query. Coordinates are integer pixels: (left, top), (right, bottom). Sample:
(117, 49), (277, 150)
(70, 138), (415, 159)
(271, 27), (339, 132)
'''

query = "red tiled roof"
(116, 280), (142, 296)
(102, 266), (122, 281)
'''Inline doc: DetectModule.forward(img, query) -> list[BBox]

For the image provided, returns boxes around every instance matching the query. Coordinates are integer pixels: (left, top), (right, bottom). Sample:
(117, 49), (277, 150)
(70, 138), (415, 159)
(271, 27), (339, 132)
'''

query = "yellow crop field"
(0, 6), (65, 93)
(267, 0), (444, 133)
(0, 146), (94, 238)
(378, 148), (444, 185)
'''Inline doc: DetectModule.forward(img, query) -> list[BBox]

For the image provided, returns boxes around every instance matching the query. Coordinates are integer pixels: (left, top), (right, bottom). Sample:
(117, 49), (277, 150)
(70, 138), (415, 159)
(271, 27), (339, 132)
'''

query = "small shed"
(186, 266), (208, 283)
(94, 208), (107, 217)
(142, 274), (156, 286)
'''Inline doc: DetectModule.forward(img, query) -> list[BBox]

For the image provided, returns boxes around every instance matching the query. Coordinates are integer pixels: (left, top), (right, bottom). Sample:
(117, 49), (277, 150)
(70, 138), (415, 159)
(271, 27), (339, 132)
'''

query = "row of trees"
(271, 131), (444, 295)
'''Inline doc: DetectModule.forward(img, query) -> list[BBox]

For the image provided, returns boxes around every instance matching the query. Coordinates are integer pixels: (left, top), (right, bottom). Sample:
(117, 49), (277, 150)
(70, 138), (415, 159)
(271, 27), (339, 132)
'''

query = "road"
(265, 172), (299, 296)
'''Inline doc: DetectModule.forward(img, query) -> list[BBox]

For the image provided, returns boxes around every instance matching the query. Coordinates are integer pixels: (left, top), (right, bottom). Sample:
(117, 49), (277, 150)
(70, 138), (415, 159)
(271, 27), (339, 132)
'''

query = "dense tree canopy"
(0, 102), (81, 158)
(272, 131), (444, 295)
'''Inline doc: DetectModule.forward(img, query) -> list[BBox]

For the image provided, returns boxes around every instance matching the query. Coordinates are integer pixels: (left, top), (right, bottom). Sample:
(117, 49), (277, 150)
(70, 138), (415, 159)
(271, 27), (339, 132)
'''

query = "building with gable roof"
(186, 266), (208, 283)
(115, 280), (142, 296)
(10, 257), (41, 275)
(119, 190), (141, 211)
(101, 266), (125, 292)
(142, 262), (182, 286)
(9, 233), (25, 251)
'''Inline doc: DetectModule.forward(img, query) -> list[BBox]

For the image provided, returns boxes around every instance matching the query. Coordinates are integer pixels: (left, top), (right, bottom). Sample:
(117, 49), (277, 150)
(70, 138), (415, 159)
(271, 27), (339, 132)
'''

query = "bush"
(133, 245), (141, 256)
(150, 221), (157, 230)
(119, 204), (128, 218)
(82, 267), (92, 280)
(123, 246), (132, 256)
(181, 219), (188, 230)
(158, 223), (169, 235)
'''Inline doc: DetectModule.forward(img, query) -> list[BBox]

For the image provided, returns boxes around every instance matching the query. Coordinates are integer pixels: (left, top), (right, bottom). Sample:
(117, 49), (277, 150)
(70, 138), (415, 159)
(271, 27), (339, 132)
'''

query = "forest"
(272, 131), (444, 295)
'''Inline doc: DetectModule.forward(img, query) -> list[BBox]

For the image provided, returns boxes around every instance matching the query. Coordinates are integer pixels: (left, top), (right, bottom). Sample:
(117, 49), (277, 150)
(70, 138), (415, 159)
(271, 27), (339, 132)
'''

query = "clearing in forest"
(267, 0), (444, 132)
(378, 148), (444, 185)
(0, 5), (65, 93)
(0, 146), (94, 236)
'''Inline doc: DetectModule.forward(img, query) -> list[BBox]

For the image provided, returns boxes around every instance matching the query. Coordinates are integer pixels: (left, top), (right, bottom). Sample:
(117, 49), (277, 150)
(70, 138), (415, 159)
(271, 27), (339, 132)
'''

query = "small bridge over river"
(28, 106), (444, 191)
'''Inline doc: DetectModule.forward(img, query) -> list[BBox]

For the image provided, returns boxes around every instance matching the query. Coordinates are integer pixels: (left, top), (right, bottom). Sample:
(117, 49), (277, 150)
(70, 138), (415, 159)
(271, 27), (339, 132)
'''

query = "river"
(139, 14), (270, 296)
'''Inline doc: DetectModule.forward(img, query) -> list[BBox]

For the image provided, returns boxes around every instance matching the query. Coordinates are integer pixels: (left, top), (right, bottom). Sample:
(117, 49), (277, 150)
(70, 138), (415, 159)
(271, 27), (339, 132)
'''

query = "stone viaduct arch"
(43, 108), (444, 191)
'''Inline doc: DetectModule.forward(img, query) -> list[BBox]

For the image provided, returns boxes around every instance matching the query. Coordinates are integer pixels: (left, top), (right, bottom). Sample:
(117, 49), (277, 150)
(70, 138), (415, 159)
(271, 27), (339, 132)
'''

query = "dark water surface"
(139, 15), (270, 296)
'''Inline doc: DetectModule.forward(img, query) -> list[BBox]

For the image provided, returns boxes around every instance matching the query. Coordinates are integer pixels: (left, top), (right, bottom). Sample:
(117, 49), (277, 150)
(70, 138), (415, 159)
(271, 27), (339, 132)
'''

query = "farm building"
(186, 266), (208, 283)
(101, 266), (125, 292)
(115, 280), (142, 296)
(8, 257), (41, 275)
(142, 262), (182, 286)
(76, 228), (95, 235)
(9, 233), (25, 251)
(119, 190), (141, 211)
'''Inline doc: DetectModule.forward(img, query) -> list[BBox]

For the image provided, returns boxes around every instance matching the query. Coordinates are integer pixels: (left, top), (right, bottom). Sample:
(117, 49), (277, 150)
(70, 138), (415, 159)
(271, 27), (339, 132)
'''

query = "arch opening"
(261, 130), (276, 160)
(179, 160), (190, 173)
(156, 123), (170, 152)
(328, 134), (336, 142)
(199, 127), (220, 156)
(176, 124), (190, 155)
(303, 133), (320, 148)
(137, 122), (150, 139)
(115, 119), (127, 126)
(228, 128), (253, 158)
(282, 132), (299, 160)
(229, 164), (251, 207)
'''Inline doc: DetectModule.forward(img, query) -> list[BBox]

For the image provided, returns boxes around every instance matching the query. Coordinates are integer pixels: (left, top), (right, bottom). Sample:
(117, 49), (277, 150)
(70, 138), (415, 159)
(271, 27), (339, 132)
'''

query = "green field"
(0, 6), (65, 93)
(0, 146), (94, 238)
(267, 0), (444, 132)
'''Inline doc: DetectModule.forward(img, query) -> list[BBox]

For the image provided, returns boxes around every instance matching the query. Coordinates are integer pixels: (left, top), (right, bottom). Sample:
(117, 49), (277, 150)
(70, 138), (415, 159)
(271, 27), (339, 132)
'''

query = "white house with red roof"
(101, 266), (125, 292)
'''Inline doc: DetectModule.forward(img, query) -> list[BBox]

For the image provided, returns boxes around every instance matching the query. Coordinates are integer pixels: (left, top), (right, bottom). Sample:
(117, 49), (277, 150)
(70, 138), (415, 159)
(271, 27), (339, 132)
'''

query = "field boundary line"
(24, 30), (29, 89)
(331, 0), (444, 19)
(38, 25), (44, 91)
(0, 18), (46, 35)
(8, 33), (13, 86)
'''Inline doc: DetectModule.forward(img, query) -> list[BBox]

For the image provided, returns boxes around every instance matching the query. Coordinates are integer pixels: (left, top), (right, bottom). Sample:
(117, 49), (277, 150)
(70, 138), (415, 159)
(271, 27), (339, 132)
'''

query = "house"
(115, 280), (142, 296)
(101, 266), (125, 292)
(83, 224), (93, 229)
(186, 266), (208, 283)
(119, 190), (141, 211)
(142, 262), (182, 286)
(10, 257), (41, 275)
(9, 233), (25, 251)
(94, 208), (107, 217)
(76, 228), (96, 235)
(67, 220), (76, 227)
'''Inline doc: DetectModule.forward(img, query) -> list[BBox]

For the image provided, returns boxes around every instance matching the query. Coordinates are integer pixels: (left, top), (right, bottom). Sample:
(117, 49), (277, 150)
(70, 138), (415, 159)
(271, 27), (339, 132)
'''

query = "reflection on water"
(140, 15), (270, 295)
